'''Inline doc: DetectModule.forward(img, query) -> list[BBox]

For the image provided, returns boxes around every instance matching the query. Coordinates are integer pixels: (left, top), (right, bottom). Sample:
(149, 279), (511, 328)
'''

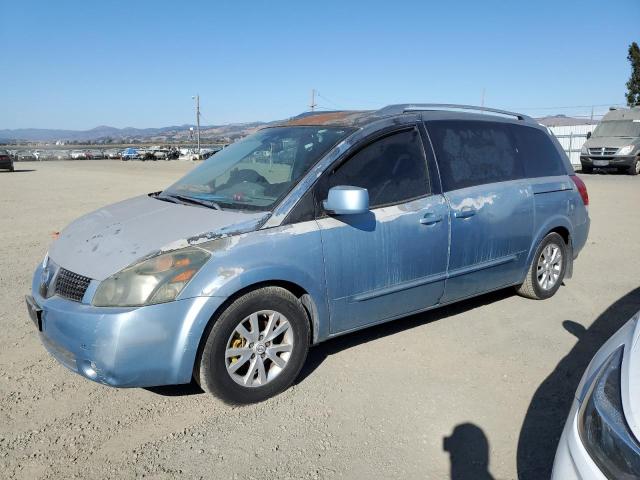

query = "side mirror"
(586, 131), (591, 139)
(323, 186), (369, 215)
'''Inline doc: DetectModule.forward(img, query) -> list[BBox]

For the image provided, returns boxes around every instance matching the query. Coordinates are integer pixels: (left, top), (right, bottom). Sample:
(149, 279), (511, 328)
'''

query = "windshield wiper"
(160, 193), (222, 210)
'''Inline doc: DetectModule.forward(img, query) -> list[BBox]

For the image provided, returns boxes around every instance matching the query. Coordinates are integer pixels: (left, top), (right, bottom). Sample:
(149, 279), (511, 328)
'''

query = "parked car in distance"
(89, 149), (104, 159)
(51, 150), (69, 160)
(580, 106), (640, 175)
(105, 149), (121, 159)
(153, 148), (170, 160)
(0, 149), (14, 171)
(121, 147), (139, 161)
(27, 104), (590, 404)
(552, 310), (640, 479)
(15, 150), (36, 161)
(70, 150), (86, 160)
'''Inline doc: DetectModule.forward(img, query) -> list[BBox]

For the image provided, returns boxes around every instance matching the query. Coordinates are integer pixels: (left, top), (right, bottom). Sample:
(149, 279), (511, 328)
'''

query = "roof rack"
(375, 104), (534, 122)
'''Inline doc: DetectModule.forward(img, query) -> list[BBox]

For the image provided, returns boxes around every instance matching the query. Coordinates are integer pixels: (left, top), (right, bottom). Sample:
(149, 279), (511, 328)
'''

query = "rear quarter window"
(510, 125), (566, 178)
(426, 120), (523, 191)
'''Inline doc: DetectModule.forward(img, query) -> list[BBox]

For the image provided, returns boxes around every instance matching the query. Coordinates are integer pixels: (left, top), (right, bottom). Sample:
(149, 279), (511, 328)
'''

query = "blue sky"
(1, 0), (638, 130)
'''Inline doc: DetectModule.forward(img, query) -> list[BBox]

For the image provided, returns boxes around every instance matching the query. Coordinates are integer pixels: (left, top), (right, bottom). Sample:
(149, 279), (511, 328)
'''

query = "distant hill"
(0, 122), (270, 143)
(535, 115), (599, 127)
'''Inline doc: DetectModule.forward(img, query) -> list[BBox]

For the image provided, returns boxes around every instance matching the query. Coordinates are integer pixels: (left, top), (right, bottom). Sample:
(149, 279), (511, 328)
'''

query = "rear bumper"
(0, 159), (13, 169)
(580, 155), (635, 168)
(29, 263), (226, 388)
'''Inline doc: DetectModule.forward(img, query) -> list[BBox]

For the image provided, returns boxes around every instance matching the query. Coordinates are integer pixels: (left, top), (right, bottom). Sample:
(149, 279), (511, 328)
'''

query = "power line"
(316, 92), (343, 109)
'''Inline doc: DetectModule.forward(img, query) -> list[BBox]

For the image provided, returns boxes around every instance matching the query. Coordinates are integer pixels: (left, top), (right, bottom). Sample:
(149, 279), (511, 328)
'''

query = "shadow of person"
(444, 423), (495, 480)
(517, 287), (640, 479)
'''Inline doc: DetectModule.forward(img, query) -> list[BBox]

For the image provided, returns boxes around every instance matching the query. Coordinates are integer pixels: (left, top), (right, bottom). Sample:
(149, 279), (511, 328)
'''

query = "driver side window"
(327, 128), (430, 209)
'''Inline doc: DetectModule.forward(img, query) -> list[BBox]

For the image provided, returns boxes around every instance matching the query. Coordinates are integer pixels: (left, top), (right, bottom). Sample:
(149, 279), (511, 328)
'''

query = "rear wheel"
(517, 232), (567, 300)
(196, 287), (310, 404)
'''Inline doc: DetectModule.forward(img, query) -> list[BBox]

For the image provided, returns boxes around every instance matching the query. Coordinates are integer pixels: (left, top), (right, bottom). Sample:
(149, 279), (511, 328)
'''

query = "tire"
(196, 286), (310, 404)
(581, 165), (593, 174)
(629, 158), (640, 176)
(516, 232), (567, 300)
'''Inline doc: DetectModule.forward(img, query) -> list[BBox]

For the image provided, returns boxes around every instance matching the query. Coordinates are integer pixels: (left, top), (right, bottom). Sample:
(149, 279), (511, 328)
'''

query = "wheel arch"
(524, 217), (574, 282)
(192, 278), (323, 383)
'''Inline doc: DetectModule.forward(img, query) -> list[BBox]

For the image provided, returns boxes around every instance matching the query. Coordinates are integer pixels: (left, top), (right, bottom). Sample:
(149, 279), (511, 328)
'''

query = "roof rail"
(375, 103), (534, 122)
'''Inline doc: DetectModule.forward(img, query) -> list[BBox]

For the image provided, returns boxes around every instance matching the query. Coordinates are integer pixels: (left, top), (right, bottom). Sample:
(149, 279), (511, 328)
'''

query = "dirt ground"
(1, 161), (639, 480)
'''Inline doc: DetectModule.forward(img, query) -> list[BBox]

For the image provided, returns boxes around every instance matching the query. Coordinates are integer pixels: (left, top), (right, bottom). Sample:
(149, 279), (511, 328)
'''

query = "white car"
(552, 311), (640, 479)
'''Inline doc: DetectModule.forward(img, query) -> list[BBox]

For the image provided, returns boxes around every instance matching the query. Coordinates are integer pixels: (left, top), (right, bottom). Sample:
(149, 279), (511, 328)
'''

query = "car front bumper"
(551, 401), (607, 480)
(551, 316), (638, 479)
(580, 155), (636, 168)
(28, 263), (226, 388)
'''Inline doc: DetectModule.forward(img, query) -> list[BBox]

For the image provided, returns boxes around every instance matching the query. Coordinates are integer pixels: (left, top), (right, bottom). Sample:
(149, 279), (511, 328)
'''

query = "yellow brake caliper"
(230, 334), (245, 364)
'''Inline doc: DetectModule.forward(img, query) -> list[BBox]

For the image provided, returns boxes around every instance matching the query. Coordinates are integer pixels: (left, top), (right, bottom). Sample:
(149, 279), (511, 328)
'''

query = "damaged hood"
(48, 194), (269, 280)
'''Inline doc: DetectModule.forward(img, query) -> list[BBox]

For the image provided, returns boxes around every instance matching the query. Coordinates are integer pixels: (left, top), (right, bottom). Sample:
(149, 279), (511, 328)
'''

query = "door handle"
(420, 213), (443, 225)
(454, 207), (476, 219)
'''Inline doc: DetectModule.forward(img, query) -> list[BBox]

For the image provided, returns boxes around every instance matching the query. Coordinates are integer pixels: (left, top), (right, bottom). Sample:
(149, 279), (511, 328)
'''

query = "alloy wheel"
(536, 243), (563, 290)
(225, 310), (293, 387)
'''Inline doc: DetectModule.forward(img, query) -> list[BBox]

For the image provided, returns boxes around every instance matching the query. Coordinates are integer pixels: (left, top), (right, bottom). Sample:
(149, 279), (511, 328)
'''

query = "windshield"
(162, 126), (354, 210)
(592, 120), (640, 138)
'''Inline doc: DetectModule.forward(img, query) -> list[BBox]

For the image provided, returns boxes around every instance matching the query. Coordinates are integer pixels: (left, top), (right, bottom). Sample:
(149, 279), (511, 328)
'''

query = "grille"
(54, 268), (91, 302)
(588, 147), (618, 156)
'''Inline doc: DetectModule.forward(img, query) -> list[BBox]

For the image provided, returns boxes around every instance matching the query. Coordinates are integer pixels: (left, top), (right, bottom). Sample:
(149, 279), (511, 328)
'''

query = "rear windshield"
(592, 120), (640, 138)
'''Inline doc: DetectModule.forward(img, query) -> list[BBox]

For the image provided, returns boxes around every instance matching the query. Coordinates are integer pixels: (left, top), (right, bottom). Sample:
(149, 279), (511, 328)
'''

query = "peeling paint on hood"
(48, 194), (269, 281)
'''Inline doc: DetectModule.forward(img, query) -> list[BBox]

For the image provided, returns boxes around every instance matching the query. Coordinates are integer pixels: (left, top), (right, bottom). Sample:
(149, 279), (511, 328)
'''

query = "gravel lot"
(1, 161), (639, 480)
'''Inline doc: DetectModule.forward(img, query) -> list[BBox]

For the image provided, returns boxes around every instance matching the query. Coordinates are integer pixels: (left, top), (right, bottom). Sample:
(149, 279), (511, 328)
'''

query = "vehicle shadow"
(444, 423), (495, 480)
(145, 289), (514, 398)
(296, 289), (514, 385)
(0, 169), (36, 173)
(516, 287), (640, 479)
(145, 378), (204, 397)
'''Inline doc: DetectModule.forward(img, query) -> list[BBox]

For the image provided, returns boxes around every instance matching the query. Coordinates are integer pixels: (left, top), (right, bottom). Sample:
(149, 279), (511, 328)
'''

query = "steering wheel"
(227, 169), (269, 186)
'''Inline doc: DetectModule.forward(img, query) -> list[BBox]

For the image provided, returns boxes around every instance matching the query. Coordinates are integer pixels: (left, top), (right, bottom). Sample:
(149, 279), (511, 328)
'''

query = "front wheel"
(581, 165), (593, 174)
(196, 287), (310, 404)
(516, 232), (567, 300)
(629, 158), (640, 176)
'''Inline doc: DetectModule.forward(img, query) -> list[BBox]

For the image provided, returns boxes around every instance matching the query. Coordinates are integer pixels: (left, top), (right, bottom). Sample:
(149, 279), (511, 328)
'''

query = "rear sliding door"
(426, 120), (534, 302)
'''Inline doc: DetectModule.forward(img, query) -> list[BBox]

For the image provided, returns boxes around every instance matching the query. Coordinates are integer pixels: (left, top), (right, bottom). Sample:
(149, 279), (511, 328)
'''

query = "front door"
(315, 127), (450, 334)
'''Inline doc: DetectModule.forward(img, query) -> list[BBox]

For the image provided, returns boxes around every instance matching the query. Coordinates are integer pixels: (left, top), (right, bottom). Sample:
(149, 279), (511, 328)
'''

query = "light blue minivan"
(26, 104), (590, 403)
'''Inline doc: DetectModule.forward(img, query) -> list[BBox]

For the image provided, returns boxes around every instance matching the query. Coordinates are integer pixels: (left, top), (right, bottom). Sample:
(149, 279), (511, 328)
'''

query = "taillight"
(570, 175), (589, 206)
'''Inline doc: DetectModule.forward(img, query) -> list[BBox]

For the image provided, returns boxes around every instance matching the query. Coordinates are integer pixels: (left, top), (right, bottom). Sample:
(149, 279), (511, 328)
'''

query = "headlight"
(578, 346), (640, 477)
(93, 247), (210, 307)
(617, 145), (635, 156)
(581, 144), (589, 154)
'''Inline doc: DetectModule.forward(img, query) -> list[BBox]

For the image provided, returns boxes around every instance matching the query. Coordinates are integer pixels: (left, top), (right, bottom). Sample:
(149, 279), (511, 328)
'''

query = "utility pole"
(310, 89), (317, 112)
(480, 88), (486, 108)
(192, 95), (201, 158)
